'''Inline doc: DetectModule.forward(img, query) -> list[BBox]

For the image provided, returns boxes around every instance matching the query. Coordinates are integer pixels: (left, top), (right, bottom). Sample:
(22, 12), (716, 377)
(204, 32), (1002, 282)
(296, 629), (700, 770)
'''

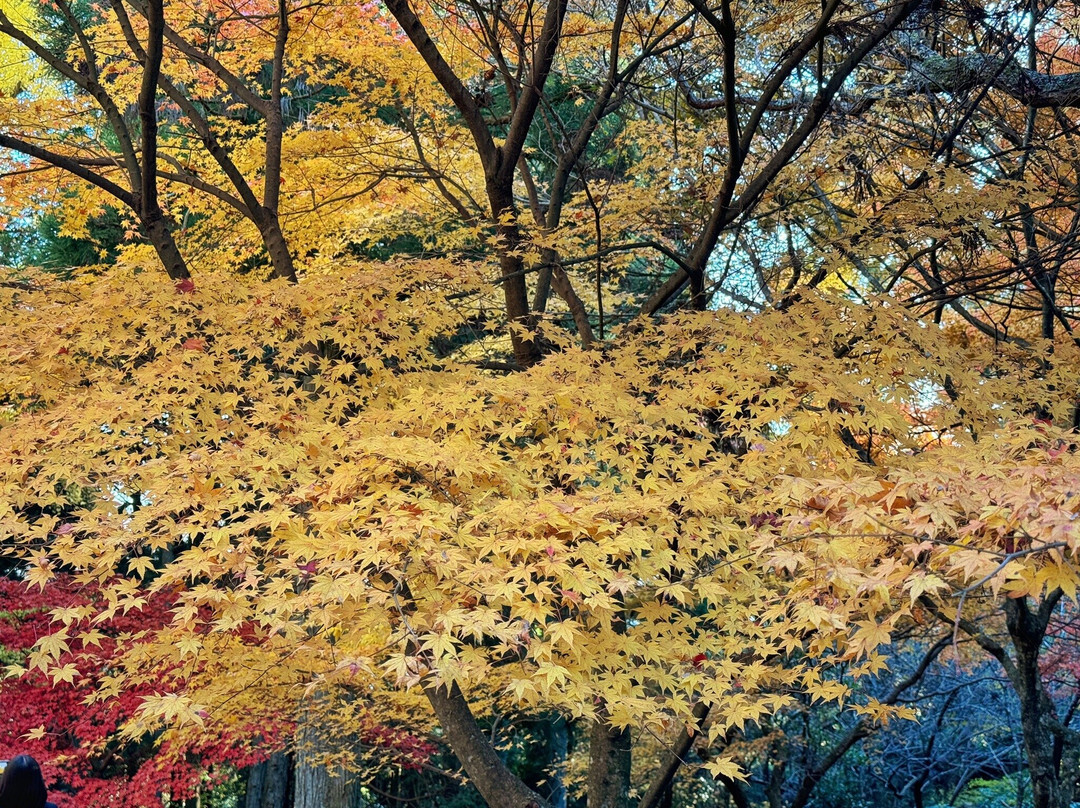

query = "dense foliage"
(0, 578), (283, 806)
(2, 0), (1080, 807)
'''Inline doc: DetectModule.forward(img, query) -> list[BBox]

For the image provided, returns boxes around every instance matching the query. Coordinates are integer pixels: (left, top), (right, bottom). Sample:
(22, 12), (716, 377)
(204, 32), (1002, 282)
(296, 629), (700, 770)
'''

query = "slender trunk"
(264, 0), (288, 215)
(685, 232), (714, 312)
(142, 212), (190, 280)
(488, 183), (542, 368)
(256, 208), (296, 281)
(521, 157), (593, 346)
(137, 0), (191, 280)
(912, 779), (925, 808)
(532, 261), (554, 314)
(765, 753), (786, 808)
(138, 0), (162, 215)
(1004, 597), (1064, 808)
(587, 718), (632, 808)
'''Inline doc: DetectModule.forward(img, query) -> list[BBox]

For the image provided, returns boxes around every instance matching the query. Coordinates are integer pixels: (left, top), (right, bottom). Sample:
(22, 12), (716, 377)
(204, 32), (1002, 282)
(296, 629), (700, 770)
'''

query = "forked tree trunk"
(487, 185), (542, 368)
(255, 208), (296, 281)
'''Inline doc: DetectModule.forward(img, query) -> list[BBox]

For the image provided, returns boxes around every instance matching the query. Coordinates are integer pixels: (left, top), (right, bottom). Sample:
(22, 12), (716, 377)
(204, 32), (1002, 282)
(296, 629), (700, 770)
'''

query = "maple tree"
(3, 0), (1080, 807)
(0, 577), (291, 807)
(763, 2), (1080, 340)
(0, 267), (1079, 808)
(0, 0), (318, 280)
(0, 571), (441, 808)
(0, 0), (193, 277)
(755, 8), (1080, 803)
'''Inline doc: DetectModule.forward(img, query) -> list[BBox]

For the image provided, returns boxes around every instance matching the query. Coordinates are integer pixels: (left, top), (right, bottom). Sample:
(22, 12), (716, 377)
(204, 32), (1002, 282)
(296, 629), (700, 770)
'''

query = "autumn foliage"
(0, 577), (286, 807)
(3, 0), (1080, 806)
(0, 265), (1078, 802)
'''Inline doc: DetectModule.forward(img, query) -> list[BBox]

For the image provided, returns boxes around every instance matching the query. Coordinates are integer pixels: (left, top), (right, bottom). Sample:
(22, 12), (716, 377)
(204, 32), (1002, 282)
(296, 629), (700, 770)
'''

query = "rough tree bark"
(912, 51), (1080, 109)
(293, 721), (361, 808)
(587, 719), (632, 808)
(245, 752), (290, 808)
(425, 683), (550, 808)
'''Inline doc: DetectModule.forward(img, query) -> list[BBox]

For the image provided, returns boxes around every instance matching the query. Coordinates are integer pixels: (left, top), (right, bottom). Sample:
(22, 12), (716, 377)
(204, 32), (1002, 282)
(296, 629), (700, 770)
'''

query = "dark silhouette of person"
(0, 755), (57, 808)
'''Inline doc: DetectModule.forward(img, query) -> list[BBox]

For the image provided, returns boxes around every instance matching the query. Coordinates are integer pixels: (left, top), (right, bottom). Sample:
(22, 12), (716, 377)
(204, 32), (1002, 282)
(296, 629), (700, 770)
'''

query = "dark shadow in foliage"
(0, 208), (124, 277)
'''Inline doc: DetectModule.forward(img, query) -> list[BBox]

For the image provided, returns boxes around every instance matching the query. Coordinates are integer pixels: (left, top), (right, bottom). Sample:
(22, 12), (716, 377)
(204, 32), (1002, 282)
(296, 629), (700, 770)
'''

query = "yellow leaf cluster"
(1, 269), (1078, 759)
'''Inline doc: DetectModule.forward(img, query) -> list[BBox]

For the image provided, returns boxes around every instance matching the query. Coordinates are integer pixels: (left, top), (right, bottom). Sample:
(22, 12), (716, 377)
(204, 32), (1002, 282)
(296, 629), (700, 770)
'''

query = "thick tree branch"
(912, 51), (1080, 108)
(0, 135), (134, 206)
(382, 0), (497, 170)
(499, 0), (568, 185)
(138, 0), (165, 219)
(157, 166), (248, 215)
(425, 683), (549, 808)
(636, 701), (710, 808)
(919, 595), (1019, 685)
(737, 0), (843, 157)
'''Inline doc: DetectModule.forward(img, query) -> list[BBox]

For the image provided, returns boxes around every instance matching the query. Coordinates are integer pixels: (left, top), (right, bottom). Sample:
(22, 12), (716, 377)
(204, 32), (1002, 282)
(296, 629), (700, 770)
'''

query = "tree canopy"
(2, 1), (1080, 808)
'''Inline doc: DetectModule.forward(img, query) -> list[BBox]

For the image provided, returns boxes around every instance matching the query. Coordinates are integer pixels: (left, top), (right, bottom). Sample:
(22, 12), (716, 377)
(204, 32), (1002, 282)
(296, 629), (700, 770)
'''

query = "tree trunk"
(291, 751), (326, 808)
(142, 212), (190, 280)
(293, 710), (361, 808)
(637, 701), (709, 808)
(426, 682), (549, 808)
(587, 718), (632, 808)
(135, 0), (192, 283)
(245, 752), (290, 808)
(293, 751), (359, 808)
(256, 208), (296, 282)
(547, 716), (568, 808)
(1004, 597), (1065, 808)
(487, 184), (542, 369)
(686, 248), (710, 312)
